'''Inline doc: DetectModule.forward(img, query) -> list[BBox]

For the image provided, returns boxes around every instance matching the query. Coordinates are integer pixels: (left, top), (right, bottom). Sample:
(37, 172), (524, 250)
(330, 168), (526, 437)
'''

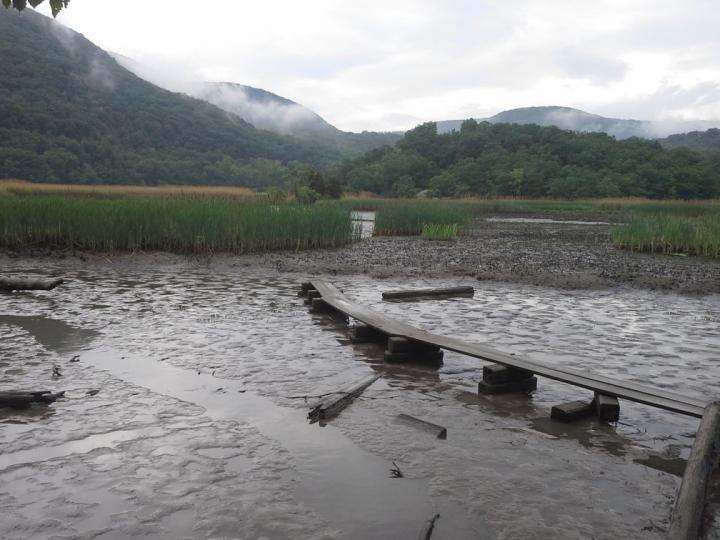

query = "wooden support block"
(350, 324), (387, 343)
(483, 363), (534, 385)
(300, 282), (314, 292)
(478, 376), (537, 395)
(382, 286), (475, 301)
(595, 393), (620, 422)
(384, 350), (444, 365)
(396, 413), (447, 439)
(551, 400), (595, 422)
(0, 278), (64, 292)
(387, 336), (439, 354)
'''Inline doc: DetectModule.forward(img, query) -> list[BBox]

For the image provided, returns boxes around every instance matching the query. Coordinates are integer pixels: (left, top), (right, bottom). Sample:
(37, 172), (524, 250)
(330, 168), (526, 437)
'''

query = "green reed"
(373, 201), (473, 236)
(612, 211), (720, 257)
(0, 196), (356, 253)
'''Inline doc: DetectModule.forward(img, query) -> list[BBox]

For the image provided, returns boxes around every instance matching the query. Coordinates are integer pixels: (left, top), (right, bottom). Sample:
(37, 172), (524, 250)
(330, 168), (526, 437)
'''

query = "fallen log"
(308, 374), (380, 422)
(667, 401), (720, 540)
(0, 390), (65, 409)
(382, 286), (474, 301)
(0, 278), (64, 292)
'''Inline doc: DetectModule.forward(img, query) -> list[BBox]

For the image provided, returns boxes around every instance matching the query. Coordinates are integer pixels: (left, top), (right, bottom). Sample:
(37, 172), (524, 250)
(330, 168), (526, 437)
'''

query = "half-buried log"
(0, 278), (64, 292)
(0, 390), (65, 409)
(382, 286), (474, 301)
(667, 401), (720, 540)
(308, 374), (380, 422)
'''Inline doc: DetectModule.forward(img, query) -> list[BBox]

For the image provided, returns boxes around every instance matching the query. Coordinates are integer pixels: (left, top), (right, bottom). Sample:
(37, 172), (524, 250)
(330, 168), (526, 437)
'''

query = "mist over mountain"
(436, 106), (720, 140)
(0, 8), (343, 185)
(112, 56), (402, 158)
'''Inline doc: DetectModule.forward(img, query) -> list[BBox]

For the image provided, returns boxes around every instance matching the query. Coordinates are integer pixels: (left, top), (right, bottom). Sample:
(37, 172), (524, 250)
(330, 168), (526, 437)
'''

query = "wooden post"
(350, 324), (387, 343)
(396, 413), (447, 439)
(667, 401), (720, 540)
(387, 337), (439, 354)
(308, 374), (380, 422)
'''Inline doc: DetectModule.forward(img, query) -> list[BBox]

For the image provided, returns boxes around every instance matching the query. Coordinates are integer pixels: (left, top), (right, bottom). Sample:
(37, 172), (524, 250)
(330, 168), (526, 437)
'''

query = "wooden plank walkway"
(311, 280), (707, 418)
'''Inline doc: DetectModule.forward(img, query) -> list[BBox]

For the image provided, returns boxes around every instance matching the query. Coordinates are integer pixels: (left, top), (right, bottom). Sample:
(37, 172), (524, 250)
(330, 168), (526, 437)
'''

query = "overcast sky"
(37, 0), (720, 132)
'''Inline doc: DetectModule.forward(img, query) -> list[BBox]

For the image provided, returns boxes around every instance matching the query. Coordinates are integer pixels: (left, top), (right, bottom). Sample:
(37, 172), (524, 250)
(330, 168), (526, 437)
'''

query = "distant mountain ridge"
(436, 106), (720, 140)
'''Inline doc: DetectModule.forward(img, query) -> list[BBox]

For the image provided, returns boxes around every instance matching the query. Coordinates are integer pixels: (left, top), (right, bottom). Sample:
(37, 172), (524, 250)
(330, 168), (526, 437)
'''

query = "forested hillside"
(659, 129), (720, 152)
(338, 120), (720, 198)
(0, 8), (340, 185)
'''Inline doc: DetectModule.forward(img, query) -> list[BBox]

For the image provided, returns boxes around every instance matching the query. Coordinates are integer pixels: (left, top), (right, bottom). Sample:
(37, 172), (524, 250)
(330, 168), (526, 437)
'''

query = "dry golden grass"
(0, 179), (257, 199)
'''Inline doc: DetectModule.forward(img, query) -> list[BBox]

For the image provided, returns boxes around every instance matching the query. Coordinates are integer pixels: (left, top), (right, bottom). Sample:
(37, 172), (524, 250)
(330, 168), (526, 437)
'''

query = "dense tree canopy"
(337, 120), (720, 199)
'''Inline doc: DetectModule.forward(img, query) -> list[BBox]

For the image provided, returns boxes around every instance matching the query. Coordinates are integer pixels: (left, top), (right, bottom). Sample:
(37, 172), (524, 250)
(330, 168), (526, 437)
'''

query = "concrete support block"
(387, 336), (440, 354)
(350, 324), (387, 343)
(310, 298), (334, 313)
(551, 400), (595, 422)
(384, 350), (444, 365)
(595, 393), (620, 422)
(482, 363), (534, 385)
(478, 376), (537, 395)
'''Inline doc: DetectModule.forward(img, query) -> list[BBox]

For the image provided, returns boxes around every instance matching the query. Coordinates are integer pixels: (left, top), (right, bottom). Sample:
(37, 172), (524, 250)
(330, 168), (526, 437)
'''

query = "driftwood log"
(667, 401), (720, 540)
(308, 374), (380, 422)
(0, 278), (64, 292)
(382, 286), (474, 301)
(0, 390), (65, 409)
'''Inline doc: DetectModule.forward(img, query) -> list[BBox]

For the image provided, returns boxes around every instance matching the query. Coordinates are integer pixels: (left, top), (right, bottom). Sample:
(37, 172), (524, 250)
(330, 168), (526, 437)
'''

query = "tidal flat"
(1, 218), (720, 539)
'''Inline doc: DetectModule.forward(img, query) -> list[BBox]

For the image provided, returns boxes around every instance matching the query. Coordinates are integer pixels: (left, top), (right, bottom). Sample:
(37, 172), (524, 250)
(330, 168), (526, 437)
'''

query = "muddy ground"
(1, 218), (719, 539)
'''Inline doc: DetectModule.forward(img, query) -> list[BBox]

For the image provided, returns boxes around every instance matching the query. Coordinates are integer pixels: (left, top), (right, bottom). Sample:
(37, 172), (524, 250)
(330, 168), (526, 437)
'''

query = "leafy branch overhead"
(2, 0), (69, 17)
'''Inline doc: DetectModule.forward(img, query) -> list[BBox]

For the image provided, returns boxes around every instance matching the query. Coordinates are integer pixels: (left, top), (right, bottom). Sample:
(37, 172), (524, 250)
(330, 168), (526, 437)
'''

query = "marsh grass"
(612, 211), (720, 257)
(373, 201), (473, 236)
(0, 196), (356, 253)
(421, 223), (460, 240)
(0, 179), (257, 200)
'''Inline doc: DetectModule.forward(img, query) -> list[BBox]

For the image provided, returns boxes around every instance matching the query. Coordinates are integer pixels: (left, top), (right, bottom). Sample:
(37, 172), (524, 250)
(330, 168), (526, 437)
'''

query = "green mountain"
(436, 106), (720, 140)
(339, 120), (720, 199)
(0, 8), (341, 185)
(659, 128), (720, 152)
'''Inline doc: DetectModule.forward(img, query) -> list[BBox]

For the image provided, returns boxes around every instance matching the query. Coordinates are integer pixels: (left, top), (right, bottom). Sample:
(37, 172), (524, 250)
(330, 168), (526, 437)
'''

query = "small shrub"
(421, 223), (459, 240)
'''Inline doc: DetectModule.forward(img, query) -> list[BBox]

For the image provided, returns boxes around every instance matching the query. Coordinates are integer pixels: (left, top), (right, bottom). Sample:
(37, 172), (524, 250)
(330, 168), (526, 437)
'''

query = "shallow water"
(1, 258), (718, 539)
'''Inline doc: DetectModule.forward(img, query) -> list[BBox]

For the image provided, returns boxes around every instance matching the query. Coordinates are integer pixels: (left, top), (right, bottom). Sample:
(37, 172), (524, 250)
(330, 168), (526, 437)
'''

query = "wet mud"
(1, 221), (719, 539)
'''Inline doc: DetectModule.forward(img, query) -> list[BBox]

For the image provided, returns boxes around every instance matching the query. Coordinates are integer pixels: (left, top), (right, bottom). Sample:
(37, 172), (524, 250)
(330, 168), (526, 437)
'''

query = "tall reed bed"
(612, 211), (720, 257)
(373, 201), (473, 236)
(0, 196), (355, 253)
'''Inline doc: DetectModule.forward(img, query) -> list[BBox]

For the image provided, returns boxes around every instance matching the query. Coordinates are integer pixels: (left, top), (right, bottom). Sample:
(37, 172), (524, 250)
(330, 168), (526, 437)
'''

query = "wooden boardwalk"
(311, 280), (707, 418)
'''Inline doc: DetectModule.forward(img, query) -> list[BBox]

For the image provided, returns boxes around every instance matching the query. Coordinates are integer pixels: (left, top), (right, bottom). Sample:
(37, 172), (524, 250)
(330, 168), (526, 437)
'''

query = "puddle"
(486, 217), (613, 225)
(0, 315), (99, 354)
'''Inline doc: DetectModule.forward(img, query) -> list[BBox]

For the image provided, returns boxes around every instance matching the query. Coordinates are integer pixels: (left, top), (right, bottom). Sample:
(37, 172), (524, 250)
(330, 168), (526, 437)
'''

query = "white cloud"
(36, 0), (720, 131)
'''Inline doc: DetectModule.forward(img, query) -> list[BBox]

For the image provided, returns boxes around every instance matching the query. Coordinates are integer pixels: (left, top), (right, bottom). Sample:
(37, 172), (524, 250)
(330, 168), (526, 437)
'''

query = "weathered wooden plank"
(382, 286), (474, 300)
(667, 401), (720, 540)
(0, 278), (64, 292)
(396, 413), (447, 439)
(0, 390), (65, 408)
(310, 280), (706, 418)
(308, 374), (380, 422)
